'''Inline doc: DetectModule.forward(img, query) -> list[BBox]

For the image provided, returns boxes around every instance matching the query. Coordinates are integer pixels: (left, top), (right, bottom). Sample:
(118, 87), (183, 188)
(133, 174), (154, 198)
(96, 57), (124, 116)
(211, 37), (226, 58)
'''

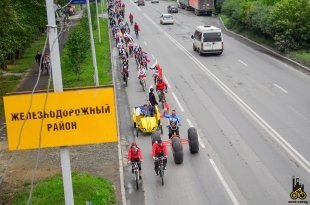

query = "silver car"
(160, 14), (174, 25)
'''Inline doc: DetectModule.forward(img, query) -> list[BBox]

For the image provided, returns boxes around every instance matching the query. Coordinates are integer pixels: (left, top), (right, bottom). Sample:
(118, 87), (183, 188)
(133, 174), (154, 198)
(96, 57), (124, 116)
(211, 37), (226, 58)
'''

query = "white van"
(191, 25), (223, 55)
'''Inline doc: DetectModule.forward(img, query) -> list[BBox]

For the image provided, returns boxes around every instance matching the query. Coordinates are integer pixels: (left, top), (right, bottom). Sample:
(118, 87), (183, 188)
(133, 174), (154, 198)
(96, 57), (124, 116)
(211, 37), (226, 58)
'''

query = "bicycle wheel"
(125, 75), (128, 87)
(141, 80), (145, 91)
(142, 80), (146, 91)
(135, 170), (139, 190)
(160, 164), (164, 186)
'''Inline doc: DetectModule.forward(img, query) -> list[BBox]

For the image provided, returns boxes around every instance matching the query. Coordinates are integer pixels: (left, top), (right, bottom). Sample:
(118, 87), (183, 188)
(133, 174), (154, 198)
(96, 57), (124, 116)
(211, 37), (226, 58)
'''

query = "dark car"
(138, 0), (145, 6)
(167, 5), (178, 13)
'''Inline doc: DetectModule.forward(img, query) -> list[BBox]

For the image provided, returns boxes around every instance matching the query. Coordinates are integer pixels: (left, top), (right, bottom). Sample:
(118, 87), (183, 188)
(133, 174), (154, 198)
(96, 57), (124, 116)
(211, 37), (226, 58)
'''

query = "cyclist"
(137, 65), (146, 86)
(152, 139), (168, 175)
(164, 109), (180, 138)
(156, 78), (167, 102)
(134, 22), (140, 38)
(121, 64), (129, 85)
(129, 13), (133, 25)
(128, 142), (143, 180)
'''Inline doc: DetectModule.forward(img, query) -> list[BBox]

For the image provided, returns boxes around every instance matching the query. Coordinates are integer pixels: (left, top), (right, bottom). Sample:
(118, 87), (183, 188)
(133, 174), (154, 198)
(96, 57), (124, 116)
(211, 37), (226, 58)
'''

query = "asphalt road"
(115, 1), (310, 205)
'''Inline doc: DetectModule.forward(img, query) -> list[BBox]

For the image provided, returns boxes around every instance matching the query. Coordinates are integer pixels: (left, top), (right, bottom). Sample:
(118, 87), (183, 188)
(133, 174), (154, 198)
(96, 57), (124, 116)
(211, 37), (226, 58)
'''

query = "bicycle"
(155, 156), (165, 186)
(135, 29), (139, 39)
(122, 69), (128, 87)
(139, 77), (146, 91)
(157, 90), (167, 109)
(132, 161), (140, 190)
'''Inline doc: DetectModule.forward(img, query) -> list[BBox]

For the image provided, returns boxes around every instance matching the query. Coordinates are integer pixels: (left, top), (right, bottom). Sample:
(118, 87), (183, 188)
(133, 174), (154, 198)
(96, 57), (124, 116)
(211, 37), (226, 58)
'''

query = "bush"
(221, 0), (310, 52)
(66, 18), (90, 79)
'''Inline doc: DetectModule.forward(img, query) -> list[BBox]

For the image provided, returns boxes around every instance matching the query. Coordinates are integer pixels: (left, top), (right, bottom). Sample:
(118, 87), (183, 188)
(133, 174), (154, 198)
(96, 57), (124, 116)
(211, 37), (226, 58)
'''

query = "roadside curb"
(218, 16), (310, 72)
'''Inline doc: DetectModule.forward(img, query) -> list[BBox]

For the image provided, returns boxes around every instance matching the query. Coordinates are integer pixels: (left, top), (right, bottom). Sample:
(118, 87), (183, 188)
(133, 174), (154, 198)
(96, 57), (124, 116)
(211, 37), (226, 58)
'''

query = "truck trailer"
(178, 0), (214, 15)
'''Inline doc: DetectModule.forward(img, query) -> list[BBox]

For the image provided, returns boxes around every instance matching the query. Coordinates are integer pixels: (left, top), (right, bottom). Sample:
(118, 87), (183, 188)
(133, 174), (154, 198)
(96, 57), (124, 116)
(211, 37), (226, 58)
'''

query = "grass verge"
(220, 14), (310, 67)
(12, 172), (116, 205)
(0, 75), (22, 117)
(6, 35), (47, 73)
(61, 19), (112, 88)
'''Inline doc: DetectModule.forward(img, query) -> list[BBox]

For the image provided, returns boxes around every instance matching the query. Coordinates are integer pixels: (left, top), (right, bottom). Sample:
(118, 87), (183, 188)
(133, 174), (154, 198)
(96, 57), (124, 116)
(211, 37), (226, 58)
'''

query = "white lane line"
(273, 83), (288, 94)
(172, 92), (185, 112)
(186, 119), (206, 149)
(164, 77), (171, 88)
(152, 54), (155, 60)
(288, 106), (310, 123)
(0, 125), (5, 132)
(209, 159), (240, 205)
(144, 41), (147, 46)
(238, 59), (248, 67)
(143, 12), (310, 174)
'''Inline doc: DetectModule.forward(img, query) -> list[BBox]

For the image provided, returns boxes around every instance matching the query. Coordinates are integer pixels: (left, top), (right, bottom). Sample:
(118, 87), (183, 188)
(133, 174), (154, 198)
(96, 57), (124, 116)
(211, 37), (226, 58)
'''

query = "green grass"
(61, 19), (112, 88)
(7, 35), (47, 73)
(0, 75), (22, 116)
(13, 172), (116, 205)
(287, 50), (310, 67)
(220, 14), (310, 67)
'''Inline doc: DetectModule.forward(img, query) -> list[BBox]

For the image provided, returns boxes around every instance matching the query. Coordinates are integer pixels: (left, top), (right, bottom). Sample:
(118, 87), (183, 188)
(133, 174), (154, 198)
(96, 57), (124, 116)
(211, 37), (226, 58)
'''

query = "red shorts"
(138, 74), (146, 78)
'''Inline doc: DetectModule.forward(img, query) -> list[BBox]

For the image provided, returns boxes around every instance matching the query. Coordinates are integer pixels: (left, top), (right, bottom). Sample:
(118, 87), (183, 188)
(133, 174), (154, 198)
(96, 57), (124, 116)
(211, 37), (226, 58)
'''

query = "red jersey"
(152, 142), (168, 157)
(157, 65), (163, 78)
(156, 81), (166, 91)
(128, 146), (143, 161)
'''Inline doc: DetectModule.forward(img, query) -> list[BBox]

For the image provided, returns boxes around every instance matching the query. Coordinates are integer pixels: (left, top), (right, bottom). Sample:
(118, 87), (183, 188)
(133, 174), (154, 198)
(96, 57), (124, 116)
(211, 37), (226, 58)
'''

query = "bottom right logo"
(289, 176), (308, 204)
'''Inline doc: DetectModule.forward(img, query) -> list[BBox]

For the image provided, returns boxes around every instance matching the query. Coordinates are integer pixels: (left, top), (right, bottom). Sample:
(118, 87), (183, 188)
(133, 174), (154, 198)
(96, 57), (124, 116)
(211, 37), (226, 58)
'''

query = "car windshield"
(164, 15), (173, 19)
(203, 32), (221, 42)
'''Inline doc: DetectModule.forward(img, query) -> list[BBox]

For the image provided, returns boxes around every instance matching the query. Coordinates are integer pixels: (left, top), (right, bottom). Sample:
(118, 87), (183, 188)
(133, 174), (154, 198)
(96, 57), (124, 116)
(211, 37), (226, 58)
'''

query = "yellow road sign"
(3, 86), (118, 150)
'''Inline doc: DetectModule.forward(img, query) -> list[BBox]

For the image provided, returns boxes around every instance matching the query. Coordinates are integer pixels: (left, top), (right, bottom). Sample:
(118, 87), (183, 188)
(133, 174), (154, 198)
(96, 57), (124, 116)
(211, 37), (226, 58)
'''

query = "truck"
(177, 0), (214, 16)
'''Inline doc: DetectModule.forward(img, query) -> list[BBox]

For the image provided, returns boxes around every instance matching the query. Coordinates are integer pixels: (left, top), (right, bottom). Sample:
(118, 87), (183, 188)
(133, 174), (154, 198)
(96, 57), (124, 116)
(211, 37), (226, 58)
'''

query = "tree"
(66, 18), (90, 80)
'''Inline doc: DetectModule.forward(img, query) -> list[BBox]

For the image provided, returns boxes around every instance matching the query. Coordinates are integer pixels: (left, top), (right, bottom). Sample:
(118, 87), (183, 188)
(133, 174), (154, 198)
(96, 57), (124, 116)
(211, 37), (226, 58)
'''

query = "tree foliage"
(222, 0), (310, 52)
(66, 18), (90, 79)
(0, 0), (48, 68)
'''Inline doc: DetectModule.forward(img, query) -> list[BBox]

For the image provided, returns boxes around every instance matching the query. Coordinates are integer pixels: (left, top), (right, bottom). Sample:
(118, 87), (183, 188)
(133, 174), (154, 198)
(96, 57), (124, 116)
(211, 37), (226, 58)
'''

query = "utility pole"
(95, 0), (101, 43)
(86, 0), (100, 86)
(45, 0), (74, 204)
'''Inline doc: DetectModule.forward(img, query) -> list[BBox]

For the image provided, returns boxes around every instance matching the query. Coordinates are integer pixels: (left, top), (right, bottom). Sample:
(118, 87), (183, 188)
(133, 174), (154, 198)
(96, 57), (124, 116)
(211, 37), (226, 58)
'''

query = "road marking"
(164, 77), (171, 88)
(0, 125), (5, 132)
(238, 59), (248, 67)
(130, 0), (141, 10)
(172, 92), (185, 112)
(209, 159), (240, 205)
(143, 13), (310, 173)
(152, 54), (155, 60)
(273, 83), (288, 94)
(144, 41), (147, 46)
(288, 106), (310, 123)
(186, 119), (206, 149)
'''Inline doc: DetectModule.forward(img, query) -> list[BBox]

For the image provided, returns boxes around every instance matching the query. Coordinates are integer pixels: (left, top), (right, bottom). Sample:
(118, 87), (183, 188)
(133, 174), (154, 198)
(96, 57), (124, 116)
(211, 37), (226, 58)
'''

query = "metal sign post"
(45, 0), (74, 204)
(86, 0), (100, 86)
